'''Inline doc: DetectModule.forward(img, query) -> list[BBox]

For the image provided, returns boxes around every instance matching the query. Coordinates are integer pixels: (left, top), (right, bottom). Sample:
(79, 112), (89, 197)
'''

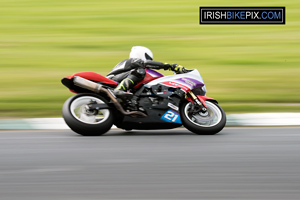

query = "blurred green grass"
(0, 0), (299, 118)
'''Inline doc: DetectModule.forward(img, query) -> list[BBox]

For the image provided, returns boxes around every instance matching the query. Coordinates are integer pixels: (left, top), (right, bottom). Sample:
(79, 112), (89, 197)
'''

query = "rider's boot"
(113, 78), (134, 99)
(113, 68), (146, 100)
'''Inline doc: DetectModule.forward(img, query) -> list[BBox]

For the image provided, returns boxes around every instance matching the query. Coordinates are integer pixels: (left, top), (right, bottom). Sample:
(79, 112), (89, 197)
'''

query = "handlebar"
(176, 68), (193, 74)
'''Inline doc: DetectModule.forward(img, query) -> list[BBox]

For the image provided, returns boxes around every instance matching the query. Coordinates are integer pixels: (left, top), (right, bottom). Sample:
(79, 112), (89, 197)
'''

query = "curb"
(226, 113), (300, 126)
(0, 113), (300, 130)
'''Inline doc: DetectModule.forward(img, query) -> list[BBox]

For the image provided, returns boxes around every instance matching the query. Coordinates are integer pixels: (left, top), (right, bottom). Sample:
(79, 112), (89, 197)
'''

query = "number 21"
(165, 111), (178, 122)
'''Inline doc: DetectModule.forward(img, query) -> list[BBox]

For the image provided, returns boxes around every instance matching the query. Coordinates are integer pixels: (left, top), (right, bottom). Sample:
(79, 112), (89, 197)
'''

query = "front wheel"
(62, 93), (114, 136)
(180, 101), (226, 135)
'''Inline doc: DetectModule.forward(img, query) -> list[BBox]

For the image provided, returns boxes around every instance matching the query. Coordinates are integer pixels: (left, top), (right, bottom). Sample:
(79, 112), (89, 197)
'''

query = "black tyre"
(180, 101), (226, 135)
(62, 93), (114, 136)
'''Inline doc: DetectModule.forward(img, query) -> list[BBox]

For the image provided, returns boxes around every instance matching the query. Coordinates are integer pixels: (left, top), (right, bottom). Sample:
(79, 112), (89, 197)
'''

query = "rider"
(106, 46), (186, 98)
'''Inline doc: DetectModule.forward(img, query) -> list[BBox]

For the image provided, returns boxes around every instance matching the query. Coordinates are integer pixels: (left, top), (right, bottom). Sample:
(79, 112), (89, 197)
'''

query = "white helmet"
(129, 46), (153, 61)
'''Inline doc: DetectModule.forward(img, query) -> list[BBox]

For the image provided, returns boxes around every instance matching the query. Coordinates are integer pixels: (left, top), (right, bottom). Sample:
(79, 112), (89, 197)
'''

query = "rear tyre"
(62, 93), (114, 136)
(180, 101), (226, 135)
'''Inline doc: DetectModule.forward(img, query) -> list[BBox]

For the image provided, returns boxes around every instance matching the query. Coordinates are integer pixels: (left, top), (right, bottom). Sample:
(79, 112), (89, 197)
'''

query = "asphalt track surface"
(0, 127), (300, 200)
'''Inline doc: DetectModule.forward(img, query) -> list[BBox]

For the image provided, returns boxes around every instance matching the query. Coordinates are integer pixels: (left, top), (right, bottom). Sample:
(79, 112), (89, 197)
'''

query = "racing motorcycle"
(61, 68), (226, 136)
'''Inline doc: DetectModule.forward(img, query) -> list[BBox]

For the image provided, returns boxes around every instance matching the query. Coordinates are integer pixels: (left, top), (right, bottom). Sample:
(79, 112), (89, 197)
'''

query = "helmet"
(129, 46), (153, 61)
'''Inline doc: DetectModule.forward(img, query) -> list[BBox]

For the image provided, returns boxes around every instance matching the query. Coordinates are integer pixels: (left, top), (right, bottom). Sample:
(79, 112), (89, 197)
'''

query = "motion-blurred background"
(0, 0), (299, 118)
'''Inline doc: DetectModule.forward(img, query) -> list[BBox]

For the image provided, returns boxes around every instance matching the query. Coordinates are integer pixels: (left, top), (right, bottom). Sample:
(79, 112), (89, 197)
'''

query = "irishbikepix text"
(200, 7), (285, 24)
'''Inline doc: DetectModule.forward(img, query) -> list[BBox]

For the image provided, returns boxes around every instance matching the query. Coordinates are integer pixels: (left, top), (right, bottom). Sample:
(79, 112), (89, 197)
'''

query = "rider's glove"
(171, 64), (185, 74)
(163, 63), (188, 74)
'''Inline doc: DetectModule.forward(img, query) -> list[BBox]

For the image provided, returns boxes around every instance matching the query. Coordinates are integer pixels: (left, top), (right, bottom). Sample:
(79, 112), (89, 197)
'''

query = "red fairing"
(186, 95), (217, 108)
(65, 71), (117, 86)
(133, 72), (161, 89)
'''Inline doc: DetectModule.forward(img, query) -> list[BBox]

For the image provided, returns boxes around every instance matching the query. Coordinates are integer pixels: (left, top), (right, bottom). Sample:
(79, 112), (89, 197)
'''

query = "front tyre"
(62, 93), (114, 136)
(180, 101), (226, 135)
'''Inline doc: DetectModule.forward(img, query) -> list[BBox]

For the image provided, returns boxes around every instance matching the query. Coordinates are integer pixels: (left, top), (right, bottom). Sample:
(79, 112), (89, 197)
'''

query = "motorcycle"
(61, 68), (226, 136)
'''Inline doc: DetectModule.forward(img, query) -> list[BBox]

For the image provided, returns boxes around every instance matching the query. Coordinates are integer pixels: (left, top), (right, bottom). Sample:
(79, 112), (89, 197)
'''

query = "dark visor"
(145, 53), (153, 60)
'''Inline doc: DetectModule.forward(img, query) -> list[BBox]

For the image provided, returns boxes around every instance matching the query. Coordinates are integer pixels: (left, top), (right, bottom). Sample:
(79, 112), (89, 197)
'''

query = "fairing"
(145, 69), (164, 77)
(134, 69), (163, 89)
(144, 69), (206, 93)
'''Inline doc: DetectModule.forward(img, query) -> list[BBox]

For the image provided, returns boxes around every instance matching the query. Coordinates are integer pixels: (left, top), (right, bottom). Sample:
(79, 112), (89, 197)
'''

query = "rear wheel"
(180, 101), (226, 135)
(62, 93), (114, 136)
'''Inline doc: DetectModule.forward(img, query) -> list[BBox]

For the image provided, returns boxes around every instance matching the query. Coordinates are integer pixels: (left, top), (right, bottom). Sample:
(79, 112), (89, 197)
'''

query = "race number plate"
(161, 110), (182, 124)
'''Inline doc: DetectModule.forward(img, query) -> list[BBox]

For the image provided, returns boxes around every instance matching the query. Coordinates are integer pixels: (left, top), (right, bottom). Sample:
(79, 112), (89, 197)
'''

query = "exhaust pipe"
(73, 76), (147, 118)
(73, 76), (103, 93)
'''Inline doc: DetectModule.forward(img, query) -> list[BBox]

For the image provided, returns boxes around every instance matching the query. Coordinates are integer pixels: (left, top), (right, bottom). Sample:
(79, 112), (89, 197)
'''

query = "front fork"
(187, 91), (207, 113)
